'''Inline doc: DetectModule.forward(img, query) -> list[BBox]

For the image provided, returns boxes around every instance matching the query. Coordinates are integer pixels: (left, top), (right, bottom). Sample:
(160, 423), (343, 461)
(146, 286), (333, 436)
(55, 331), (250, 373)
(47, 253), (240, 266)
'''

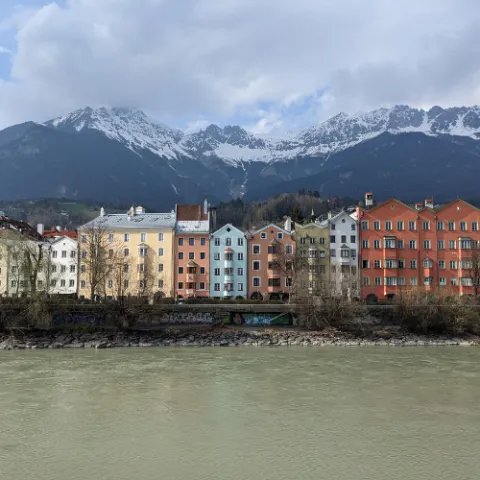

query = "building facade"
(174, 202), (213, 299)
(295, 222), (330, 295)
(210, 224), (247, 299)
(247, 222), (295, 301)
(327, 210), (359, 297)
(358, 194), (480, 302)
(49, 235), (78, 295)
(78, 206), (176, 300)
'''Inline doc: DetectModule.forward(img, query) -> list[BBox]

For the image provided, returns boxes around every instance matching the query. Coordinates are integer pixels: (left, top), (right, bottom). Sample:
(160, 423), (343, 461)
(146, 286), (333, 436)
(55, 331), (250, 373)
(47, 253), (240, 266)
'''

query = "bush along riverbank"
(1, 327), (479, 350)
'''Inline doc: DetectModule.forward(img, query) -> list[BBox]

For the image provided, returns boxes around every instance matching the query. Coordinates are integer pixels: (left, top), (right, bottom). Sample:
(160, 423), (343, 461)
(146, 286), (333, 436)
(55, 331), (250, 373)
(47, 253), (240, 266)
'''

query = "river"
(1, 348), (479, 479)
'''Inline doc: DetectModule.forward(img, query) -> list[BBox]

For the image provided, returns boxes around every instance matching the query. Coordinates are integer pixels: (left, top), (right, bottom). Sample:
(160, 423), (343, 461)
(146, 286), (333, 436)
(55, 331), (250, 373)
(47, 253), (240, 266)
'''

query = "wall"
(210, 224), (248, 298)
(50, 236), (78, 295)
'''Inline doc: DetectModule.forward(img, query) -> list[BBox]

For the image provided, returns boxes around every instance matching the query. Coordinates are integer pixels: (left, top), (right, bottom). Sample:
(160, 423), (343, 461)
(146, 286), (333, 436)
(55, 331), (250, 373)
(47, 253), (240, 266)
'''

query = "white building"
(48, 236), (78, 295)
(324, 210), (359, 297)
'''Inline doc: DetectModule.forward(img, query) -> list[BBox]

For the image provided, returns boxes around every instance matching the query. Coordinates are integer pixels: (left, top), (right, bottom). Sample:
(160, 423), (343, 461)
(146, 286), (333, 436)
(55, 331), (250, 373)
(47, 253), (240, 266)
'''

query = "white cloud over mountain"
(0, 0), (479, 133)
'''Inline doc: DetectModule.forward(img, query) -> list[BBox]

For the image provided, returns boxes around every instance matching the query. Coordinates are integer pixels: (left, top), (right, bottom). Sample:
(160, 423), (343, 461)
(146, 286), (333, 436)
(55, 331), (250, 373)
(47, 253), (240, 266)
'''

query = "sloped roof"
(176, 204), (208, 221)
(79, 213), (176, 230)
(175, 220), (209, 233)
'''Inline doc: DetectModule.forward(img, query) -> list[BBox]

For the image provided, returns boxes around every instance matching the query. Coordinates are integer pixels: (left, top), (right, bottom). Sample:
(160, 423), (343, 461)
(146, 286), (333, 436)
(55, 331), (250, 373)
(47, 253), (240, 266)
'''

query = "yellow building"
(295, 221), (330, 295)
(78, 206), (176, 301)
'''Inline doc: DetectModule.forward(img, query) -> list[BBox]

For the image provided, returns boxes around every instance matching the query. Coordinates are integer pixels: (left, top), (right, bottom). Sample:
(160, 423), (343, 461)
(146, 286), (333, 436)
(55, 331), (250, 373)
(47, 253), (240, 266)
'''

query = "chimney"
(284, 216), (292, 233)
(424, 198), (434, 209)
(135, 206), (145, 215)
(415, 203), (423, 210)
(37, 223), (44, 236)
(365, 192), (374, 207)
(100, 207), (105, 217)
(327, 212), (332, 220)
(129, 205), (135, 216)
(203, 199), (209, 216)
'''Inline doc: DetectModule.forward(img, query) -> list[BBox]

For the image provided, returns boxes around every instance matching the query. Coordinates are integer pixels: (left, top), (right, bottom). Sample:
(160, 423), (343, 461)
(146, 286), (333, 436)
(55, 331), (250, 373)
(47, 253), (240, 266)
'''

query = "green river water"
(1, 348), (479, 479)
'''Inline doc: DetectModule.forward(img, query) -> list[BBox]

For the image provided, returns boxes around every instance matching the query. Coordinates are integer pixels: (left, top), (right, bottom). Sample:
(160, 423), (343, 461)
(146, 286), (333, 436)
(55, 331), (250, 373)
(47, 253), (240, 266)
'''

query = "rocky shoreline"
(1, 329), (479, 349)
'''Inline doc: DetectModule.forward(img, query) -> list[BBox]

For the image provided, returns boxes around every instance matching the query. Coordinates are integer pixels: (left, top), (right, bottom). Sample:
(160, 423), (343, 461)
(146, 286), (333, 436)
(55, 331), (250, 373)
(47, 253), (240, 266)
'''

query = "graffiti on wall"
(159, 312), (214, 324)
(228, 313), (292, 326)
(52, 312), (105, 326)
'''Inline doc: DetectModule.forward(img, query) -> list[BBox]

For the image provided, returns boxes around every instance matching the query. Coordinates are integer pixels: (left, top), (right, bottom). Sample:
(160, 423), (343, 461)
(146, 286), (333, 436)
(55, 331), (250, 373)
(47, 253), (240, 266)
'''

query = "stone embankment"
(1, 329), (479, 349)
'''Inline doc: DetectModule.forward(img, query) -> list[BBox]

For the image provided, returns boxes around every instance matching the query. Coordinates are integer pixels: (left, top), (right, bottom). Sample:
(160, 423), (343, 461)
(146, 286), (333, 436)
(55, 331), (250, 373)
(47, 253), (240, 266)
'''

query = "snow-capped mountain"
(46, 105), (480, 165)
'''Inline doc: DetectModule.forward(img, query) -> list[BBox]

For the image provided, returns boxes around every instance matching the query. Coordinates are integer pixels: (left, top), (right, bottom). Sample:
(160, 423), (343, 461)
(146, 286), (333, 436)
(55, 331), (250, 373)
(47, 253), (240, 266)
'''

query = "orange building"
(247, 222), (295, 301)
(358, 193), (480, 302)
(174, 201), (214, 299)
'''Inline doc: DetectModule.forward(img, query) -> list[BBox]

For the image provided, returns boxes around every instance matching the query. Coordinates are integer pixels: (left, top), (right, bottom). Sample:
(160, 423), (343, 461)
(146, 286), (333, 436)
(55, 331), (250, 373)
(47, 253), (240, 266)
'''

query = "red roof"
(44, 230), (78, 239)
(176, 204), (208, 221)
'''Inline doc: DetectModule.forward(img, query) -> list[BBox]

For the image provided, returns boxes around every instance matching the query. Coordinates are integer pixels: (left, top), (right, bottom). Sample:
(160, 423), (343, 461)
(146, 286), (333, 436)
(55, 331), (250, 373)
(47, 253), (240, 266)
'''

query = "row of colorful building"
(2, 193), (480, 302)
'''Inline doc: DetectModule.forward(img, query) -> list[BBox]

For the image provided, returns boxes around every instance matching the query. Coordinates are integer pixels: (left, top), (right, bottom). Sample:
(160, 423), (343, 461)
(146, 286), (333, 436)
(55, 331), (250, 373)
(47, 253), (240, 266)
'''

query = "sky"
(0, 0), (480, 135)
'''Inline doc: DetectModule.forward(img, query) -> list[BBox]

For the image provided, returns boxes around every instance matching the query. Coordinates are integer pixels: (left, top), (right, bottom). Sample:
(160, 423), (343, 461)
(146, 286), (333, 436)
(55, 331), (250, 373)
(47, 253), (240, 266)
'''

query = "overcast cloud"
(0, 0), (479, 134)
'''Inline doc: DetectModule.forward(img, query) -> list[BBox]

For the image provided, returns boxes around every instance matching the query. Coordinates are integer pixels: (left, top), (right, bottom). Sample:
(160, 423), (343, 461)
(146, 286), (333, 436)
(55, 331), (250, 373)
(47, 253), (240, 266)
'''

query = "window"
(473, 222), (479, 231)
(214, 283), (220, 292)
(300, 237), (306, 245)
(200, 267), (205, 274)
(448, 221), (455, 231)
(140, 233), (146, 243)
(374, 240), (380, 249)
(11, 280), (17, 288)
(423, 240), (431, 249)
(439, 277), (447, 286)
(188, 238), (195, 246)
(123, 264), (129, 273)
(398, 277), (406, 286)
(139, 247), (147, 257)
(238, 268), (244, 276)
(80, 280), (86, 289)
(410, 260), (417, 269)
(123, 248), (129, 257)
(385, 221), (392, 231)
(310, 238), (316, 244)
(331, 224), (336, 231)
(450, 260), (457, 269)
(277, 233), (283, 240)
(37, 280), (43, 289)
(330, 235), (336, 243)
(423, 258), (433, 268)
(52, 251), (58, 258)
(375, 276), (382, 286)
(224, 268), (234, 275)
(81, 235), (87, 243)
(397, 240), (404, 249)
(351, 224), (356, 231)
(460, 239), (471, 249)
(199, 282), (205, 290)
(237, 252), (244, 261)
(437, 221), (444, 231)
(123, 280), (129, 289)
(253, 261), (260, 271)
(108, 233), (114, 244)
(461, 277), (473, 287)
(178, 282), (184, 289)
(409, 277), (417, 286)
(268, 278), (281, 287)
(330, 249), (336, 257)
(214, 238), (220, 246)
(362, 240), (369, 248)
(238, 238), (244, 246)
(439, 260), (445, 269)
(398, 260), (405, 269)
(253, 277), (261, 287)
(350, 235), (356, 244)
(374, 221), (380, 230)
(424, 277), (433, 286)
(70, 265), (76, 273)
(200, 252), (206, 260)
(423, 221), (430, 231)
(108, 248), (114, 258)
(60, 280), (66, 287)
(138, 264), (145, 273)
(449, 240), (456, 249)
(178, 252), (184, 260)
(385, 259), (398, 268)
(460, 222), (467, 232)
(158, 280), (164, 289)
(451, 277), (458, 286)
(397, 221), (404, 231)
(61, 265), (67, 273)
(438, 240), (445, 249)
(384, 239), (396, 249)
(81, 250), (87, 259)
(361, 221), (369, 230)
(253, 245), (260, 255)
(340, 235), (347, 243)
(158, 248), (164, 257)
(158, 264), (164, 272)
(260, 233), (267, 239)
(80, 264), (86, 273)
(285, 245), (293, 254)
(409, 221), (416, 231)
(409, 240), (416, 249)
(362, 260), (370, 269)
(189, 252), (195, 260)
(384, 276), (397, 286)
(214, 252), (220, 260)
(178, 267), (184, 274)
(238, 283), (244, 292)
(178, 238), (184, 246)
(200, 238), (206, 246)
(61, 250), (67, 258)
(374, 260), (381, 269)
(70, 250), (76, 258)
(158, 232), (164, 241)
(362, 276), (370, 286)
(124, 233), (130, 242)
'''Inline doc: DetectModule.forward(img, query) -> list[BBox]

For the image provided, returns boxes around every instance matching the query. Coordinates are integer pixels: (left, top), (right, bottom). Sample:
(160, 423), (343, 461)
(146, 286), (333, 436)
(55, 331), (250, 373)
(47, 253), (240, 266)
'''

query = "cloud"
(0, 0), (479, 133)
(0, 46), (11, 54)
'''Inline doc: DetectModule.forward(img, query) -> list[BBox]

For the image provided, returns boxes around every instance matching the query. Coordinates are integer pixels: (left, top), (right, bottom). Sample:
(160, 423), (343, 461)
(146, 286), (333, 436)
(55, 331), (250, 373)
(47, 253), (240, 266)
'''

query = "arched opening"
(365, 293), (378, 304)
(269, 293), (281, 301)
(250, 292), (263, 301)
(386, 293), (396, 303)
(281, 293), (290, 303)
(153, 291), (165, 304)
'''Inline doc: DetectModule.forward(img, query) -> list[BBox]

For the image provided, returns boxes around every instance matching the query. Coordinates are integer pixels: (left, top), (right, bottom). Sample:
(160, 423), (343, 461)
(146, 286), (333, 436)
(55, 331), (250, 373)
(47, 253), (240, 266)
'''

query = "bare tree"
(269, 240), (299, 303)
(464, 247), (480, 299)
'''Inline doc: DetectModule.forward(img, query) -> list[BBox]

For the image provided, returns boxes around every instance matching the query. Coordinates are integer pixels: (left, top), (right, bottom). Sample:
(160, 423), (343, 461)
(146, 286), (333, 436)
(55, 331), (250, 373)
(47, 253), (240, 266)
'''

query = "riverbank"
(1, 328), (479, 349)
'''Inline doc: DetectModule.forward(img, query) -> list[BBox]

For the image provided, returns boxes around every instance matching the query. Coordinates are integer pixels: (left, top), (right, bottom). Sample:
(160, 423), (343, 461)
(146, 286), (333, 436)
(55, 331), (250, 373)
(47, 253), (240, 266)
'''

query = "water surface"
(1, 348), (479, 479)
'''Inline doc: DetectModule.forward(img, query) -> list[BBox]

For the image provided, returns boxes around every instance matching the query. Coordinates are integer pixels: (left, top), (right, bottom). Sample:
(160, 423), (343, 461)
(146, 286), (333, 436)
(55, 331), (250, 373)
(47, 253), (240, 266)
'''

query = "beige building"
(78, 206), (176, 301)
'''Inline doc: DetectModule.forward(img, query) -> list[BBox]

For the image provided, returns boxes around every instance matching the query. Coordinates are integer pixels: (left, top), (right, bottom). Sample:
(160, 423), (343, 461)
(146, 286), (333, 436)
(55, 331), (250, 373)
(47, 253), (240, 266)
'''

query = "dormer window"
(261, 233), (267, 239)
